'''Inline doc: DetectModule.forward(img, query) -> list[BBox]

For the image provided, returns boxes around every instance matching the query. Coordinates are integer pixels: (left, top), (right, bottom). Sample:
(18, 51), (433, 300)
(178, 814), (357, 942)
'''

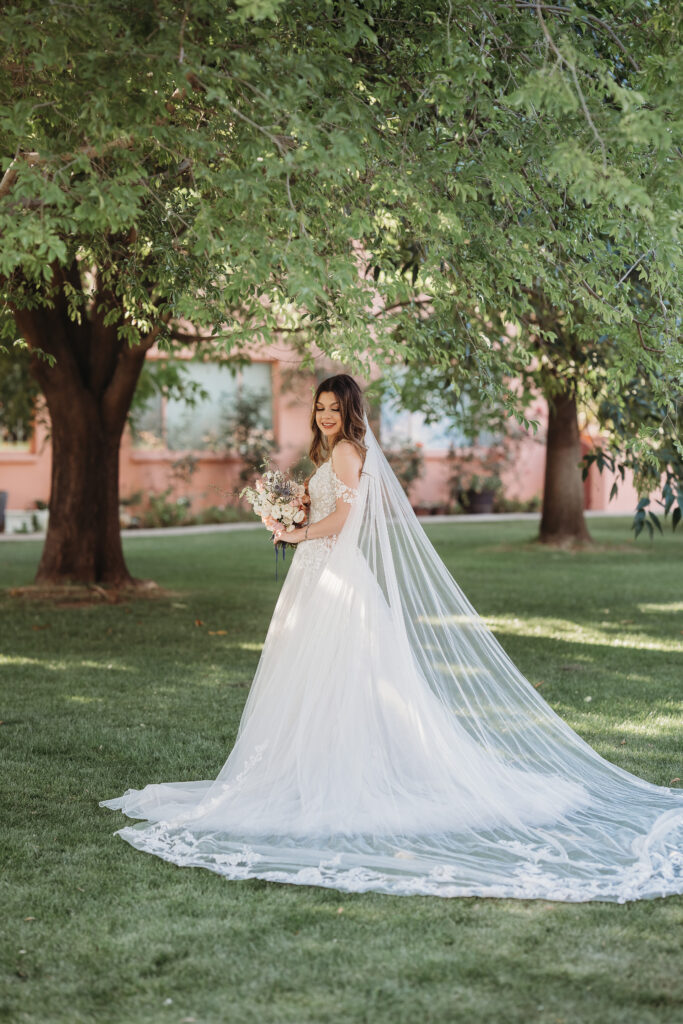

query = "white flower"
(293, 509), (305, 523)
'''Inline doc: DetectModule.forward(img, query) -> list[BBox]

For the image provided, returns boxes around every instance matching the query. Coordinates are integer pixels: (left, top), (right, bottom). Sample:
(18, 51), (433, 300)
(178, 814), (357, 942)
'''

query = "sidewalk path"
(0, 510), (633, 542)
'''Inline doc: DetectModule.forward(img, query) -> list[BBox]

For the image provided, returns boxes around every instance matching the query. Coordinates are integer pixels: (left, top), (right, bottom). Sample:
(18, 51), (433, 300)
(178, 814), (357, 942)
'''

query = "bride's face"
(314, 391), (343, 441)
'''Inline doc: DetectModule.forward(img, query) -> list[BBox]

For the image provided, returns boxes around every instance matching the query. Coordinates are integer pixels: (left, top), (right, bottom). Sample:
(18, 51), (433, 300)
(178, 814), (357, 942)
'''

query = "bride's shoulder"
(332, 439), (362, 466)
(331, 439), (363, 487)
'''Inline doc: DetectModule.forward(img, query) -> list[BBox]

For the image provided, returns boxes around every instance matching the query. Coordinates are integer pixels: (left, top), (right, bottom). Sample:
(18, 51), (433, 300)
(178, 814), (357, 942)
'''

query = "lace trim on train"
(113, 822), (683, 903)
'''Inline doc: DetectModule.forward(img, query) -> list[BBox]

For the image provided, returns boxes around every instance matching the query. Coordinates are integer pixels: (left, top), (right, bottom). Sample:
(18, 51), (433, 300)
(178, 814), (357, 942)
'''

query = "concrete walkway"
(0, 509), (633, 542)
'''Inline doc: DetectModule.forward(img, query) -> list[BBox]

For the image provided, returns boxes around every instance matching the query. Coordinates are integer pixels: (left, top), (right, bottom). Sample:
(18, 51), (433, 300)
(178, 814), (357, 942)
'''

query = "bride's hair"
(309, 374), (368, 467)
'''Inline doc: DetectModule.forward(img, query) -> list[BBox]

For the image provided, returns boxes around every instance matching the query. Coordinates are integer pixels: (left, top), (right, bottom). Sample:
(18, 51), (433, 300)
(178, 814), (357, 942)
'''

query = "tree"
(2, 1), (681, 578)
(0, 0), (389, 583)
(582, 372), (683, 539)
(358, 1), (682, 544)
(377, 290), (682, 546)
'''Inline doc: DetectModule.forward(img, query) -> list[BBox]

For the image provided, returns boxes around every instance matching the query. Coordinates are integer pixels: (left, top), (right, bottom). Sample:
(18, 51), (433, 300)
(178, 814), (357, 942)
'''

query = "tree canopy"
(361, 2), (681, 455)
(1, 0), (391, 355)
(3, 2), (680, 365)
(0, 0), (681, 579)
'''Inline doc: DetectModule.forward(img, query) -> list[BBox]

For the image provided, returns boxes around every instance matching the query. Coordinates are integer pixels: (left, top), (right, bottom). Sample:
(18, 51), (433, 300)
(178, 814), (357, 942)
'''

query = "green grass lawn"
(1, 519), (682, 1024)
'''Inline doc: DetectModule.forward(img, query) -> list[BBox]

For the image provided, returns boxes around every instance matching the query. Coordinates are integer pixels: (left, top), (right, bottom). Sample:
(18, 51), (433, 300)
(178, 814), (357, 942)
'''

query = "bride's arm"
(273, 441), (362, 544)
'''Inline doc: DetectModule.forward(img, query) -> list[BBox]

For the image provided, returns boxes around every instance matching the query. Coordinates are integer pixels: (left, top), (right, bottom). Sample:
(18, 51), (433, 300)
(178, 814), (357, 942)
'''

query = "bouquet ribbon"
(273, 537), (288, 581)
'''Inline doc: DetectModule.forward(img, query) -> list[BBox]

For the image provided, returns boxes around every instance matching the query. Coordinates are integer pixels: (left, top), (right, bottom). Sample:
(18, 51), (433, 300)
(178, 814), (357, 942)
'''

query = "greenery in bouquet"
(240, 460), (310, 579)
(240, 462), (310, 539)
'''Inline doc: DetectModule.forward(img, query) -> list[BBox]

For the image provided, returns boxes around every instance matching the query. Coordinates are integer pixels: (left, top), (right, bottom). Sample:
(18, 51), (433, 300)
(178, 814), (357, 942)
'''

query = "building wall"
(0, 349), (641, 520)
(0, 424), (52, 510)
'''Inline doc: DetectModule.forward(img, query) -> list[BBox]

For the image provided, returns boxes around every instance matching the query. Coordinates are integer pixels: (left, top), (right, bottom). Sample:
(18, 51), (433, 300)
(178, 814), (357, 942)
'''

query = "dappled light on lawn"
(1, 521), (682, 1021)
(484, 615), (682, 654)
(638, 601), (683, 615)
(574, 714), (683, 742)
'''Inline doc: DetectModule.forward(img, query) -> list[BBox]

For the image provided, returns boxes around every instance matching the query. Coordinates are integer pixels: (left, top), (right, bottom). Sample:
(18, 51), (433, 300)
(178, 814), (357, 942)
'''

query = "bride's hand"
(272, 527), (306, 545)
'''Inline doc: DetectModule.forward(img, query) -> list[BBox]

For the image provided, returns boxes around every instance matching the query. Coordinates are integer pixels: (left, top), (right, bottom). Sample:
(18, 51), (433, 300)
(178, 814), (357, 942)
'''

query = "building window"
(132, 361), (273, 451)
(380, 404), (472, 452)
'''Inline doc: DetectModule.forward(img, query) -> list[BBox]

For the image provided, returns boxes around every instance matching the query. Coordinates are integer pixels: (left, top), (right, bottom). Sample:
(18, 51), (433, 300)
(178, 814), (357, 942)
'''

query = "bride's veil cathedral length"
(101, 416), (683, 902)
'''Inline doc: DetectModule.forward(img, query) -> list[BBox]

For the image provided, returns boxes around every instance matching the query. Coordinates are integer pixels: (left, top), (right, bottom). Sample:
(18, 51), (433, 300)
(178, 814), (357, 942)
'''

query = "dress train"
(100, 442), (683, 902)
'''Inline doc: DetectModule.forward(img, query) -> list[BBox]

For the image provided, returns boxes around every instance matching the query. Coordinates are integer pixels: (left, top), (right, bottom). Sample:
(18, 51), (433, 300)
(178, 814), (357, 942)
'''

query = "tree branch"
(615, 251), (651, 289)
(634, 319), (666, 355)
(0, 137), (133, 199)
(375, 297), (433, 318)
(500, 2), (641, 71)
(101, 322), (168, 435)
(534, 1), (606, 168)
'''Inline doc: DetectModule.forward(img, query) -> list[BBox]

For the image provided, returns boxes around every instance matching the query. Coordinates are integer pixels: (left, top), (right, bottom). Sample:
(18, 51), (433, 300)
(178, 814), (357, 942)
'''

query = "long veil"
(100, 417), (683, 901)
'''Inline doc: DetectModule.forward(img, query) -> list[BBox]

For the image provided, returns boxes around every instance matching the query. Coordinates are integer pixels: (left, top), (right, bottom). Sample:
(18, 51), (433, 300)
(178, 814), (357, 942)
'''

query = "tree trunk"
(36, 388), (132, 585)
(539, 387), (592, 545)
(12, 267), (156, 585)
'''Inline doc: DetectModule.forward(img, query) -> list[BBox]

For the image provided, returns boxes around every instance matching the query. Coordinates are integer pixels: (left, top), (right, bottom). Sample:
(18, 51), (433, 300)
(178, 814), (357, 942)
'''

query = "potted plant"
(446, 444), (509, 514)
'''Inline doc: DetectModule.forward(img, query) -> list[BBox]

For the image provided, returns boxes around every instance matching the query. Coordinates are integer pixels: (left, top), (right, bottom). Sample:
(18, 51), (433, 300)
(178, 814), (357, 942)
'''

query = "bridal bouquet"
(240, 467), (309, 577)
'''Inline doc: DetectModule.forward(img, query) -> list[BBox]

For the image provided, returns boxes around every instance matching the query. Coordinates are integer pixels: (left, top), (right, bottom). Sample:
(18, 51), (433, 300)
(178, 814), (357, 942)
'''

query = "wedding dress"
(100, 420), (683, 902)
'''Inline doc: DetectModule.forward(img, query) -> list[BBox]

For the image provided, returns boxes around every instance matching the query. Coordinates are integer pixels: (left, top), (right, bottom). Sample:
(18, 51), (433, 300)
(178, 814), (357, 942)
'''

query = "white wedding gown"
(100, 424), (683, 902)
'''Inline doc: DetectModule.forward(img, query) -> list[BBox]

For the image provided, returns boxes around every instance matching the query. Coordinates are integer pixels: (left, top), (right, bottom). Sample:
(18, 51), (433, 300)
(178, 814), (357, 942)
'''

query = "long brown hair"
(309, 374), (368, 467)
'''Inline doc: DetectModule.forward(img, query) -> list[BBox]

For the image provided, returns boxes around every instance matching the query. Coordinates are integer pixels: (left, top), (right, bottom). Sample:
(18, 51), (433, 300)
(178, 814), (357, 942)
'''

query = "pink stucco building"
(0, 345), (638, 531)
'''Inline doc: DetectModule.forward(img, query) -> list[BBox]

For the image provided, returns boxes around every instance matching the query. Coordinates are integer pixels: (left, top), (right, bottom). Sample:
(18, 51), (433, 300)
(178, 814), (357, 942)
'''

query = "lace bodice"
(293, 459), (359, 576)
(308, 459), (359, 523)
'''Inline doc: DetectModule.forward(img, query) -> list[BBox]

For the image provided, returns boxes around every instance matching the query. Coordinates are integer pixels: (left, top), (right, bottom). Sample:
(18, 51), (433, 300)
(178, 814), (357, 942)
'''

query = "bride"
(100, 374), (683, 902)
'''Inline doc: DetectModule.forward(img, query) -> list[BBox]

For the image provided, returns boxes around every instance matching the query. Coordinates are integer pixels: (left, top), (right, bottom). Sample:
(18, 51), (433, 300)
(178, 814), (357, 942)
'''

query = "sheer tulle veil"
(100, 414), (683, 901)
